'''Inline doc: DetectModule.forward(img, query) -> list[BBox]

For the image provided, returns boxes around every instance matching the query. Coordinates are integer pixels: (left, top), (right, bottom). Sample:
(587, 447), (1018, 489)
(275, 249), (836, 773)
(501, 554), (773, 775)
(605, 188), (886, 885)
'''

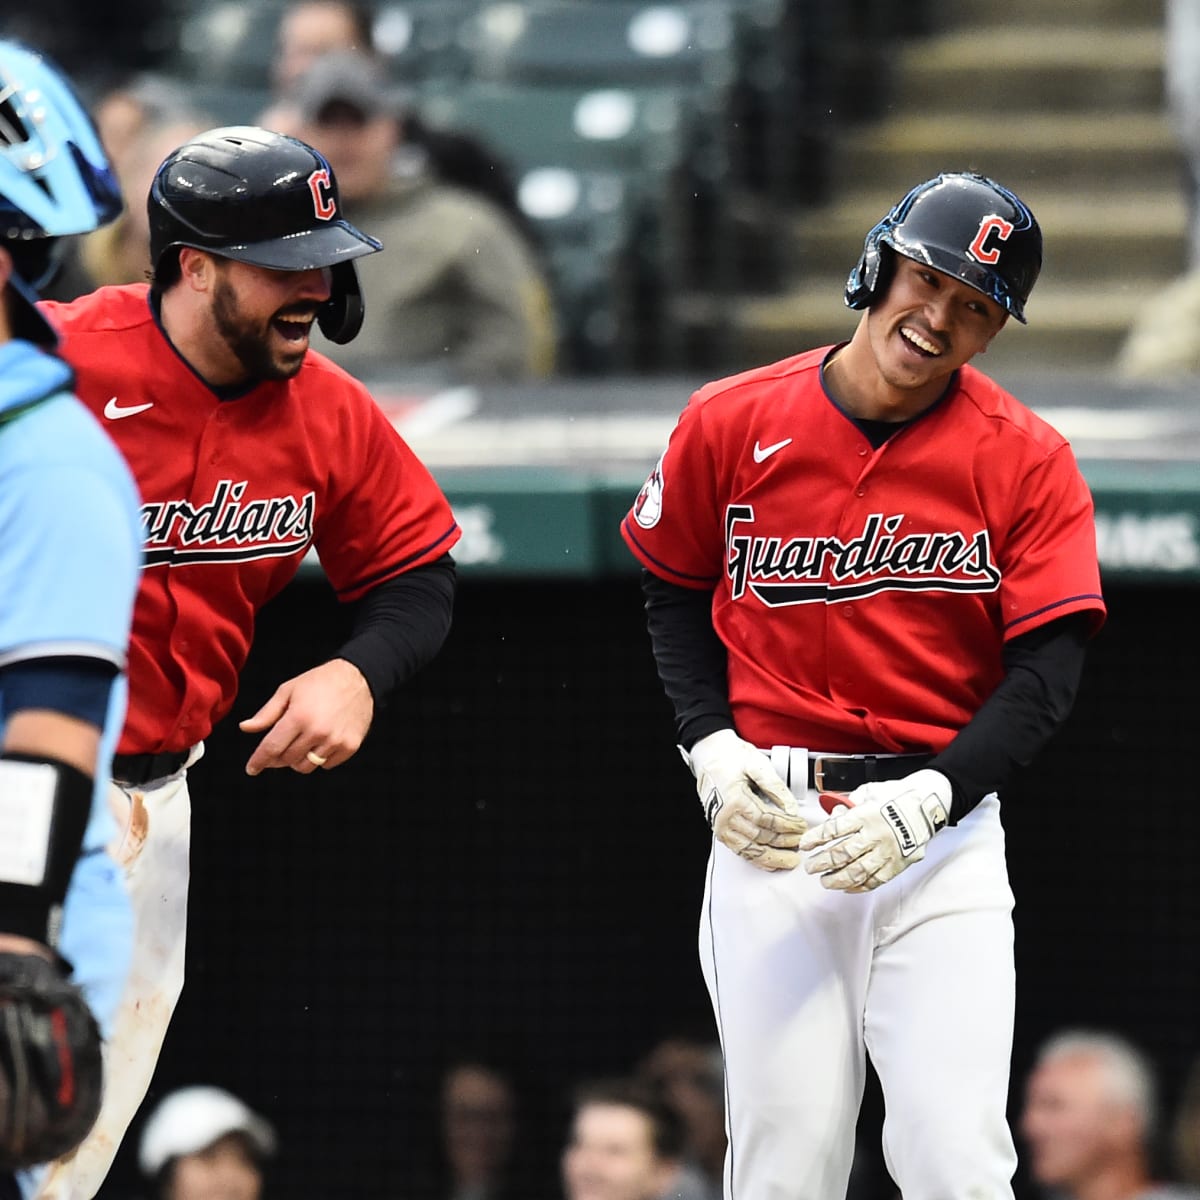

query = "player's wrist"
(872, 769), (951, 854)
(680, 727), (740, 776)
(678, 714), (738, 755)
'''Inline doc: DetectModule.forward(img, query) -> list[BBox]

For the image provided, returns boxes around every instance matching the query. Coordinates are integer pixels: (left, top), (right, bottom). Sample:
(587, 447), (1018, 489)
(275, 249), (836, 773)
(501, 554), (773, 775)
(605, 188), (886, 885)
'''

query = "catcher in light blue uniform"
(0, 39), (142, 1188)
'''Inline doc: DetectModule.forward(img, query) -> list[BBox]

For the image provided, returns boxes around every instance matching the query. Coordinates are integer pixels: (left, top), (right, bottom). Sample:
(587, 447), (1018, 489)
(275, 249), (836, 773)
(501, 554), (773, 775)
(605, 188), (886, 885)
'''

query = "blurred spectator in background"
(271, 0), (376, 99)
(408, 1055), (553, 1200)
(39, 74), (208, 301)
(78, 110), (211, 290)
(1020, 1030), (1200, 1200)
(562, 1079), (686, 1200)
(1116, 273), (1200, 380)
(1116, 0), (1200, 380)
(91, 74), (204, 180)
(440, 1061), (519, 1200)
(259, 1), (536, 250)
(1172, 1056), (1200, 1187)
(284, 49), (555, 381)
(138, 1085), (277, 1200)
(635, 1037), (725, 1200)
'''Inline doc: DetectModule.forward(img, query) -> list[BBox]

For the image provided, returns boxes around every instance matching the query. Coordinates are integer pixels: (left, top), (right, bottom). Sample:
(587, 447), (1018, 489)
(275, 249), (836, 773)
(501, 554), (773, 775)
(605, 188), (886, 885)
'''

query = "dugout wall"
(95, 572), (1200, 1199)
(98, 370), (1200, 1197)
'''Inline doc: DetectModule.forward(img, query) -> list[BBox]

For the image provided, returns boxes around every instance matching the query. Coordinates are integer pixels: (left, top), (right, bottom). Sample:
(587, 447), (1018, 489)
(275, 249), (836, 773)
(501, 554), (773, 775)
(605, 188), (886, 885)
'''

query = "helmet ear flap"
(845, 236), (893, 312)
(316, 261), (365, 344)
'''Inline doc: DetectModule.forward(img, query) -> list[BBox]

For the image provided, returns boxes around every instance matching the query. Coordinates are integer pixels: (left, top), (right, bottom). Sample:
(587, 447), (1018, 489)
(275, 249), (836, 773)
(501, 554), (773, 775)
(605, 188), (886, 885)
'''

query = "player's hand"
(799, 768), (951, 893)
(239, 658), (374, 776)
(683, 729), (807, 872)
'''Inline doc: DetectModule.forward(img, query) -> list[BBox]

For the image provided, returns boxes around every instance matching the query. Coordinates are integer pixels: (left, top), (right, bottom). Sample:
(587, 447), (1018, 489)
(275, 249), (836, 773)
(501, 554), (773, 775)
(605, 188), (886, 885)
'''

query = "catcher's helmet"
(845, 172), (1042, 324)
(0, 40), (122, 344)
(148, 126), (382, 344)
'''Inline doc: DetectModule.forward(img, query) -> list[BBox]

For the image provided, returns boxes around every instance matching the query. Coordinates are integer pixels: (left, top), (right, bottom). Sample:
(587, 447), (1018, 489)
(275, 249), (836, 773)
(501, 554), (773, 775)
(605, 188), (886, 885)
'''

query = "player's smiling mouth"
(899, 325), (942, 357)
(272, 314), (315, 343)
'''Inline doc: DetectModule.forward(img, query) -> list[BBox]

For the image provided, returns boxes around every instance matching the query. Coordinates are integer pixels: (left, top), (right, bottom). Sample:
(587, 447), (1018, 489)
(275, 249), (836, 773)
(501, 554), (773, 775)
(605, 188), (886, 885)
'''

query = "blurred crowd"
(10, 0), (1200, 381)
(109, 1034), (729, 1200)
(104, 1028), (1200, 1199)
(3, 0), (557, 384)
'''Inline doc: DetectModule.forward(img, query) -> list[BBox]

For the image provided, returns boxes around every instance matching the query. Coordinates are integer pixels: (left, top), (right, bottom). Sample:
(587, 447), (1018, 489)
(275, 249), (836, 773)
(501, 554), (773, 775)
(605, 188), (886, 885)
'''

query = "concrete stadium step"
(692, 0), (1180, 382)
(831, 113), (1182, 194)
(893, 26), (1164, 113)
(925, 0), (1162, 28)
(780, 189), (1188, 279)
(672, 277), (1165, 375)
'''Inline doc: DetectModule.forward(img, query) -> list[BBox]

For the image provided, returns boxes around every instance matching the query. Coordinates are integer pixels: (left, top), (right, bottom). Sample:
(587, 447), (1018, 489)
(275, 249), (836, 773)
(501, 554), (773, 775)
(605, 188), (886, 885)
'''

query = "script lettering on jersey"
(141, 480), (316, 566)
(724, 506), (1000, 605)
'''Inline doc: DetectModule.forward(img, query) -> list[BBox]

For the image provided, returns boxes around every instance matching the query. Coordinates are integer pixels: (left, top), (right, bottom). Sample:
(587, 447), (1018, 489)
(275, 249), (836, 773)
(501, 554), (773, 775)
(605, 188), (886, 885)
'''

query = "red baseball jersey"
(41, 285), (461, 755)
(622, 347), (1106, 753)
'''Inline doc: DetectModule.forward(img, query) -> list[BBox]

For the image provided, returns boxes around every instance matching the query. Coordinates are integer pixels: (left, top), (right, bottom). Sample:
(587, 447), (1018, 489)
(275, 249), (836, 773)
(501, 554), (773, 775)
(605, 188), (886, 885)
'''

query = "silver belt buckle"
(811, 754), (834, 792)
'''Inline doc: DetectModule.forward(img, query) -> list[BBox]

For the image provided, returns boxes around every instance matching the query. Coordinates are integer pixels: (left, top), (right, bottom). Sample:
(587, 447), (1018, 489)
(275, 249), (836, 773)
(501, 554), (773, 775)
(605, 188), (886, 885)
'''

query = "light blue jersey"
(0, 338), (142, 1032)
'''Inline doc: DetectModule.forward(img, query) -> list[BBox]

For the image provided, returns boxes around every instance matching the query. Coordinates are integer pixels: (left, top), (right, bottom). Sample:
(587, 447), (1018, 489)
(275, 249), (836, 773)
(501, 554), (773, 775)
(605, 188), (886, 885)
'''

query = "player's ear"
(177, 246), (215, 293)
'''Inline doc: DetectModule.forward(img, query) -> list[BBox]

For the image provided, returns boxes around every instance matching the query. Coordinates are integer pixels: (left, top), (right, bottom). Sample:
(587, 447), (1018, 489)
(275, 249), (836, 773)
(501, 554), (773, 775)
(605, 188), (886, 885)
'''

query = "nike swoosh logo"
(753, 437), (792, 463)
(104, 397), (154, 420)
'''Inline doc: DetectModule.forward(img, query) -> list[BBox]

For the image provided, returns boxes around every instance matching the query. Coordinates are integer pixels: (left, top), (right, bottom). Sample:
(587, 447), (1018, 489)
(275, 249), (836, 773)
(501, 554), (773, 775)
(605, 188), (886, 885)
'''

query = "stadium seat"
(168, 0), (474, 93)
(460, 0), (738, 93)
(170, 0), (285, 87)
(369, 0), (476, 85)
(417, 83), (697, 367)
(514, 167), (656, 371)
(419, 79), (689, 180)
(418, 78), (730, 297)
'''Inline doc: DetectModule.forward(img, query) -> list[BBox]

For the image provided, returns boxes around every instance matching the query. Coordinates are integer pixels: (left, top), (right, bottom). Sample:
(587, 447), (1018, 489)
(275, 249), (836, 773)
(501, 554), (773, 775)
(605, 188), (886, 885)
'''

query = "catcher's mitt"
(0, 952), (102, 1169)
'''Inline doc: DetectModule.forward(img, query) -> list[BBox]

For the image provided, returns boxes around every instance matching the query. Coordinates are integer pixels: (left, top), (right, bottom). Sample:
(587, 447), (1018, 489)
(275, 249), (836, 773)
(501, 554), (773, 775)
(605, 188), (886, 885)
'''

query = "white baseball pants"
(31, 756), (196, 1200)
(700, 760), (1017, 1200)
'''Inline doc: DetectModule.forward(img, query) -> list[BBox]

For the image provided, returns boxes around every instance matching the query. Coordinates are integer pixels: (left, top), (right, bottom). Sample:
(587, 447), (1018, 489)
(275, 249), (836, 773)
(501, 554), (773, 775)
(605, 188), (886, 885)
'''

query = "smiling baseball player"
(33, 126), (461, 1199)
(622, 172), (1106, 1198)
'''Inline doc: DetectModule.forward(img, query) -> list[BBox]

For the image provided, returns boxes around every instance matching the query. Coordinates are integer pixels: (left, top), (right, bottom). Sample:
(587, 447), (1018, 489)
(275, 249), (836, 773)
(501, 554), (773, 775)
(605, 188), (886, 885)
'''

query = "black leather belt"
(111, 750), (190, 785)
(808, 753), (933, 793)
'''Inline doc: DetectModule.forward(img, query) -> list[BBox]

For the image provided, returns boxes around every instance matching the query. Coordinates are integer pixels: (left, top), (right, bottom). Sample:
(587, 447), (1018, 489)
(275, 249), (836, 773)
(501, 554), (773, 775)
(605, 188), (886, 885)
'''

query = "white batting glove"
(682, 730), (807, 872)
(799, 769), (952, 893)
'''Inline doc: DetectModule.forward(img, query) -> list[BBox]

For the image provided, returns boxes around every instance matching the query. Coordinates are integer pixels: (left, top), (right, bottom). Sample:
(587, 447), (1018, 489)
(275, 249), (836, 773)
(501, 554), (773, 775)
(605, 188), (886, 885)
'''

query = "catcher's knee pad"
(0, 953), (102, 1169)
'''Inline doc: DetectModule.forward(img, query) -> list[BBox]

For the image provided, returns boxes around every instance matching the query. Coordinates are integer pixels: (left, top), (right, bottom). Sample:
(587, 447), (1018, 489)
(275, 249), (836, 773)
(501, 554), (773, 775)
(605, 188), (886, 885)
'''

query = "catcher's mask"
(845, 171), (1042, 324)
(148, 125), (382, 344)
(0, 40), (122, 345)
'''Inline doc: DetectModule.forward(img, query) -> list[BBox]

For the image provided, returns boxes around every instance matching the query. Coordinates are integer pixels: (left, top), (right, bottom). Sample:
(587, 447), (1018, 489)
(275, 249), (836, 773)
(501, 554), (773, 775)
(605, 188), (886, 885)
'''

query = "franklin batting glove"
(799, 768), (951, 893)
(682, 730), (807, 872)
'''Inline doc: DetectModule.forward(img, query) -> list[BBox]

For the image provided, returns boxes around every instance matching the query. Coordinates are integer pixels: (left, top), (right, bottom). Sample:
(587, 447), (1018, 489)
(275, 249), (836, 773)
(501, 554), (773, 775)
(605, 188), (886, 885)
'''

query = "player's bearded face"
(210, 262), (331, 382)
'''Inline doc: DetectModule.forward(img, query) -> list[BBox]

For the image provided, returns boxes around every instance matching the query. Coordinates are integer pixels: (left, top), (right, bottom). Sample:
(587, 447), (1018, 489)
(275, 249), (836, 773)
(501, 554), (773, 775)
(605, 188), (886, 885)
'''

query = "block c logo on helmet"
(307, 168), (336, 220)
(967, 214), (1015, 264)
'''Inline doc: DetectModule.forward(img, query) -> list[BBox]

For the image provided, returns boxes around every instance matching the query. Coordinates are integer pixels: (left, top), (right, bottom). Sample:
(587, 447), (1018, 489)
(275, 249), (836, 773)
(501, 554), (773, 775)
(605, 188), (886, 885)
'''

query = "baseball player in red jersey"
(32, 127), (461, 1199)
(622, 173), (1106, 1199)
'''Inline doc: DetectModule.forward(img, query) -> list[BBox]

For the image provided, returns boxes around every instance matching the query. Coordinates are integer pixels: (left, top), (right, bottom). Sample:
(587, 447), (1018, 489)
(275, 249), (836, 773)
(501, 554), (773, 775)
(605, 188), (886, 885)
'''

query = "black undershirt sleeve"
(335, 554), (456, 705)
(641, 568), (1091, 823)
(641, 569), (733, 748)
(929, 612), (1091, 821)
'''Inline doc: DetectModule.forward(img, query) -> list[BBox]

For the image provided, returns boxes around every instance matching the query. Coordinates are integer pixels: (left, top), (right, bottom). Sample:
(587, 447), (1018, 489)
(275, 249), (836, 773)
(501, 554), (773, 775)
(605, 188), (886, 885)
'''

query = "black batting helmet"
(148, 126), (381, 343)
(845, 172), (1042, 324)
